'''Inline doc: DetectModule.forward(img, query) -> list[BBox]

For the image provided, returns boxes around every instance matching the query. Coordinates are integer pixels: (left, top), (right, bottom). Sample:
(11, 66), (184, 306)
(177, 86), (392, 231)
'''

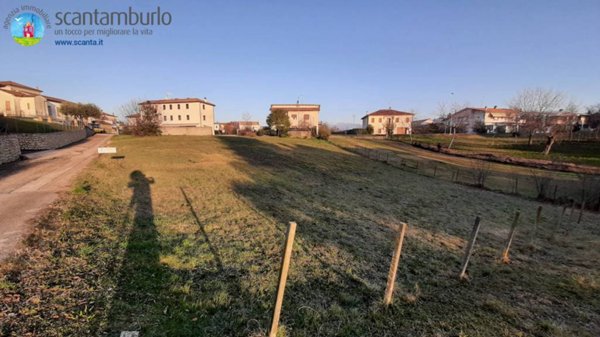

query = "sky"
(1, 0), (599, 125)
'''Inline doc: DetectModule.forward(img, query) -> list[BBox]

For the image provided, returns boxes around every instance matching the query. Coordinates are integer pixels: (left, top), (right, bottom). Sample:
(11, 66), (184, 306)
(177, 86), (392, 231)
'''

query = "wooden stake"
(577, 201), (585, 224)
(459, 216), (481, 280)
(514, 177), (519, 195)
(569, 200), (577, 223)
(530, 206), (542, 245)
(556, 206), (567, 231)
(433, 165), (438, 177)
(269, 222), (297, 337)
(501, 211), (520, 264)
(383, 223), (408, 306)
(553, 185), (558, 201)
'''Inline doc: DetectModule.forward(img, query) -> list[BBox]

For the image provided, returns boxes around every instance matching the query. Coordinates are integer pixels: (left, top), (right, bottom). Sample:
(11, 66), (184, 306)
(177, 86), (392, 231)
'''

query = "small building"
(141, 97), (216, 135)
(362, 109), (414, 135)
(226, 121), (261, 134)
(270, 103), (320, 131)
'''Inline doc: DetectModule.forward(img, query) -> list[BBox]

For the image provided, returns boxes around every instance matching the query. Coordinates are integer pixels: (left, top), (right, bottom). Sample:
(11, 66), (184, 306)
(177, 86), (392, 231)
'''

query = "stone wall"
(0, 135), (21, 164)
(15, 129), (88, 151)
(161, 126), (213, 136)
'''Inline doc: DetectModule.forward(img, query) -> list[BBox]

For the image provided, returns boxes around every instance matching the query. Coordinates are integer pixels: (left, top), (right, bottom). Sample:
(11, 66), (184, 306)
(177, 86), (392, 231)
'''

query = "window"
(304, 114), (309, 120)
(186, 115), (190, 120)
(291, 114), (297, 120)
(378, 118), (382, 123)
(202, 104), (205, 110)
(405, 117), (409, 123)
(27, 103), (30, 109)
(177, 104), (180, 109)
(5, 101), (10, 112)
(203, 115), (206, 121)
(170, 115), (173, 121)
(395, 117), (399, 122)
(169, 104), (173, 110)
(371, 117), (374, 123)
(163, 116), (167, 121)
(178, 115), (181, 120)
(163, 105), (166, 110)
(378, 128), (382, 134)
(186, 104), (189, 109)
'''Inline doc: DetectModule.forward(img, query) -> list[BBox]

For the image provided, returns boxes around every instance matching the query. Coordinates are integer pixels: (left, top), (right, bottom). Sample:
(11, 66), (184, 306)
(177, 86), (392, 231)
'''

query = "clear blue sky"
(1, 0), (599, 124)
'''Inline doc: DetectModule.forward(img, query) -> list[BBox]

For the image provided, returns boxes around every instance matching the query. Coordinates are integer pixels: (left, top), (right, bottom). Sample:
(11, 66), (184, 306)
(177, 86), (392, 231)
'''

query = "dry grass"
(1, 135), (599, 337)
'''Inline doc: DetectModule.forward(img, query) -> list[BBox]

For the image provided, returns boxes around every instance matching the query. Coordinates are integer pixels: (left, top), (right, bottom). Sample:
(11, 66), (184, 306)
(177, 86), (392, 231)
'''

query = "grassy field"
(1, 136), (599, 337)
(330, 136), (600, 206)
(396, 134), (600, 167)
(12, 37), (42, 47)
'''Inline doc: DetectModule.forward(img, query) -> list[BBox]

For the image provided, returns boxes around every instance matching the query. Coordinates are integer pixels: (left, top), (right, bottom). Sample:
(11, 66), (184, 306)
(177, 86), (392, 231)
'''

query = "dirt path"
(0, 134), (112, 260)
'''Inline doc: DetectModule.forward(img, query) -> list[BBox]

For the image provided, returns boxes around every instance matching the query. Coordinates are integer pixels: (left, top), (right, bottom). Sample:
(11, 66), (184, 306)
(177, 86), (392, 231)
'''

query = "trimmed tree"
(60, 102), (102, 125)
(132, 103), (162, 136)
(266, 109), (290, 136)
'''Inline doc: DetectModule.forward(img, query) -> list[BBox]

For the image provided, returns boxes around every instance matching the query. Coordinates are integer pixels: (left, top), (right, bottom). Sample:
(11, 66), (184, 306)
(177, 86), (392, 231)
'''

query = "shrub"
(366, 124), (374, 135)
(473, 121), (488, 135)
(318, 123), (331, 140)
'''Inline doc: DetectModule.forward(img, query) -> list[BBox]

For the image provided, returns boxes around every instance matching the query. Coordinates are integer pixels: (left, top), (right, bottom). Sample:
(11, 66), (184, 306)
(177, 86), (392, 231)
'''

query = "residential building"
(141, 97), (216, 135)
(0, 81), (49, 119)
(411, 118), (433, 127)
(447, 107), (518, 133)
(225, 121), (261, 134)
(270, 104), (320, 131)
(362, 109), (414, 135)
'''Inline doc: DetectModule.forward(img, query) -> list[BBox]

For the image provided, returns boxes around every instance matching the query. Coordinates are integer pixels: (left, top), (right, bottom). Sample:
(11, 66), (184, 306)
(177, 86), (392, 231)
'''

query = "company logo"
(11, 12), (45, 46)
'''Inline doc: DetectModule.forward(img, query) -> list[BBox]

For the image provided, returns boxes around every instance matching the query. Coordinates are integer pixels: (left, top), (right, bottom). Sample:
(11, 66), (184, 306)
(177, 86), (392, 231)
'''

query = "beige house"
(0, 81), (49, 119)
(270, 104), (320, 131)
(141, 97), (216, 135)
(448, 107), (518, 133)
(362, 109), (414, 135)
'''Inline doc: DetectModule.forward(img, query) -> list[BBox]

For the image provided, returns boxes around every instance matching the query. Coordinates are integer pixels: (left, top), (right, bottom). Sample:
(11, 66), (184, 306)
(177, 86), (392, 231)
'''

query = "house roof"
(141, 98), (215, 106)
(465, 107), (517, 114)
(362, 109), (414, 119)
(0, 81), (42, 93)
(0, 89), (37, 98)
(43, 95), (67, 103)
(270, 104), (320, 112)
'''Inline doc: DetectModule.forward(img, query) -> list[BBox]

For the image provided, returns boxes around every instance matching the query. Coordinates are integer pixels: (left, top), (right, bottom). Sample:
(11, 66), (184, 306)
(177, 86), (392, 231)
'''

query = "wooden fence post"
(514, 177), (519, 195)
(553, 185), (558, 201)
(459, 216), (481, 280)
(529, 206), (542, 245)
(501, 211), (520, 264)
(269, 222), (297, 337)
(433, 165), (438, 177)
(577, 201), (585, 224)
(555, 206), (567, 232)
(383, 223), (408, 306)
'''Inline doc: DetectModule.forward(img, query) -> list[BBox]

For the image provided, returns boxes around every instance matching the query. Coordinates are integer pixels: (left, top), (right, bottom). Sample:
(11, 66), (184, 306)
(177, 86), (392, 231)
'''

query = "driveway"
(0, 134), (112, 260)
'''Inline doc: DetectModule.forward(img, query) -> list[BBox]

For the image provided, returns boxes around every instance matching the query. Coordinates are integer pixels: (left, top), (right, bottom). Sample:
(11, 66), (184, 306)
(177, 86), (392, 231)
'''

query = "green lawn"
(1, 136), (599, 337)
(12, 37), (42, 47)
(398, 134), (600, 167)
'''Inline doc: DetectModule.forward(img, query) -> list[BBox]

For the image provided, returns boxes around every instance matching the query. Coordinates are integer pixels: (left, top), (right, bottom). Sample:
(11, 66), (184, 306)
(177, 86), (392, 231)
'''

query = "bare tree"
(242, 112), (252, 122)
(470, 160), (491, 187)
(530, 169), (552, 200)
(383, 117), (396, 139)
(509, 88), (566, 146)
(119, 99), (142, 120)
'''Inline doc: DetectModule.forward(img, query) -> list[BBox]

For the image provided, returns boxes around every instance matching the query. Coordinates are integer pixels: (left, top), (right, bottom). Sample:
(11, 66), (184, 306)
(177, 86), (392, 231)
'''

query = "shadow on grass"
(105, 171), (268, 336)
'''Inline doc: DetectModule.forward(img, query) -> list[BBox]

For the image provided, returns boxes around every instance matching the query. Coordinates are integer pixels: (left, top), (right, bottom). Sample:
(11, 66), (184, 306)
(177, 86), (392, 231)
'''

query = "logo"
(11, 12), (45, 46)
